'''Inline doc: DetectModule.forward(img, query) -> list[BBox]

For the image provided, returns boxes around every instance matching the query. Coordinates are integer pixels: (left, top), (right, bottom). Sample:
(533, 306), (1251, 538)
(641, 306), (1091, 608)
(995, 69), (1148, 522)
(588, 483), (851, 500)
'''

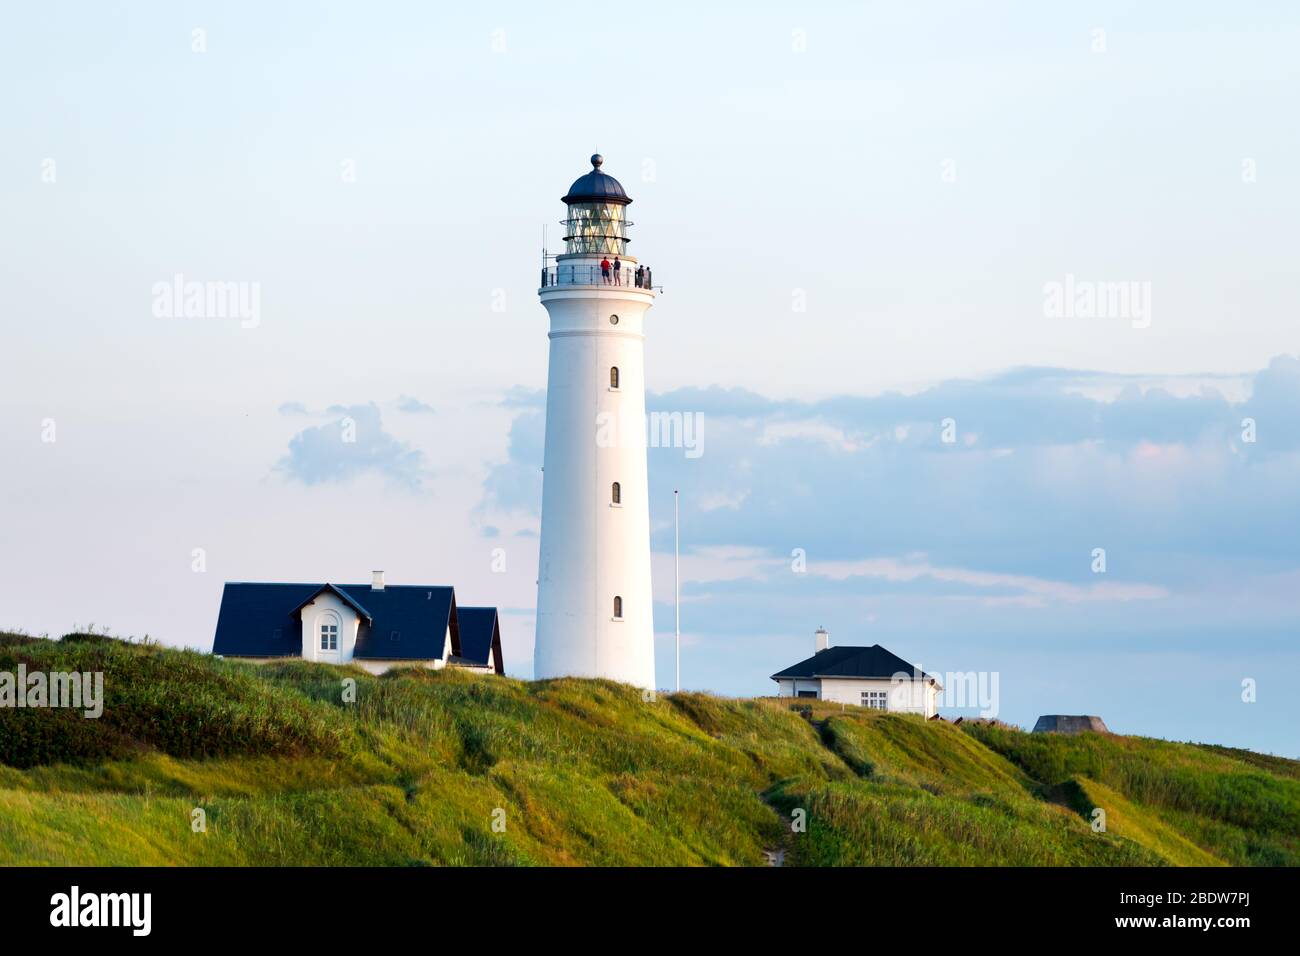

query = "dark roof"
(562, 154), (631, 206)
(770, 645), (936, 682)
(213, 583), (461, 662)
(457, 606), (503, 674)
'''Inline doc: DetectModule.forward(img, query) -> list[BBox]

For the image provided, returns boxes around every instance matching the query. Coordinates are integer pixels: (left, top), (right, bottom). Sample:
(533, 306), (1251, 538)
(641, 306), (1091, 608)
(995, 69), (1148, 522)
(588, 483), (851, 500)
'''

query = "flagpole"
(674, 488), (680, 693)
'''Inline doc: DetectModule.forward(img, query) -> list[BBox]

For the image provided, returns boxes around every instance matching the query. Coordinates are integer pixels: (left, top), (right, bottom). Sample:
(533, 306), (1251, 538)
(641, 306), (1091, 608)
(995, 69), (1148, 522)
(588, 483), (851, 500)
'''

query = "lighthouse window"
(611, 482), (621, 504)
(613, 596), (623, 619)
(609, 314), (619, 325)
(563, 201), (629, 255)
(610, 366), (620, 389)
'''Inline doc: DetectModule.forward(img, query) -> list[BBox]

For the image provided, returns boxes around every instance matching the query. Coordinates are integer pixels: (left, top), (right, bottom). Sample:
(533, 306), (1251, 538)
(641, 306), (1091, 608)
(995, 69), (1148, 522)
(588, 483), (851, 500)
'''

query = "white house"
(770, 628), (942, 717)
(211, 571), (504, 676)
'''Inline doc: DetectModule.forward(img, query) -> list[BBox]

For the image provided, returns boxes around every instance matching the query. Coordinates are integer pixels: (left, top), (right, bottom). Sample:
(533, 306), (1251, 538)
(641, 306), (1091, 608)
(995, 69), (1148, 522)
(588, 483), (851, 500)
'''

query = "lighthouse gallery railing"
(540, 265), (658, 290)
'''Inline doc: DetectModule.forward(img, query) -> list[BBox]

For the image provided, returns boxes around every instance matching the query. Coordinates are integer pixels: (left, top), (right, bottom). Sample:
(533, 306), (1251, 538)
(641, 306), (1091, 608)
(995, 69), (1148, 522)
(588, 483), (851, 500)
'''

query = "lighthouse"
(534, 154), (657, 688)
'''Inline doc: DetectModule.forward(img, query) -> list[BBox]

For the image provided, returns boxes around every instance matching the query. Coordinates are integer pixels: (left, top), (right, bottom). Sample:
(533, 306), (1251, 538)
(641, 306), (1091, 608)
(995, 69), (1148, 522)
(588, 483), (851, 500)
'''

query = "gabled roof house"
(212, 571), (504, 675)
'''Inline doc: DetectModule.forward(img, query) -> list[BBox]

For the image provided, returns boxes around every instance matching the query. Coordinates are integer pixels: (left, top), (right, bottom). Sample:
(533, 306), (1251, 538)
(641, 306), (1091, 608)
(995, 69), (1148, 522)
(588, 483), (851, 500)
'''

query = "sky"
(1, 2), (1297, 755)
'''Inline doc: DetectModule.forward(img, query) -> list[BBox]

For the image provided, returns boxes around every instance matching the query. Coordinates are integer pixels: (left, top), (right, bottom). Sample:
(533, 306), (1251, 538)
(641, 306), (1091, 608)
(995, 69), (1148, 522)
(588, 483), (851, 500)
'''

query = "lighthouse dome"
(562, 154), (631, 205)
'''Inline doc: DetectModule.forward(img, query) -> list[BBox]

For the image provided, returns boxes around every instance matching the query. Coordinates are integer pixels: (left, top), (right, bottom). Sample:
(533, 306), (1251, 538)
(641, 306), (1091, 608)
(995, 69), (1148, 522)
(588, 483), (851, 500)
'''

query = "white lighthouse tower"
(534, 154), (657, 689)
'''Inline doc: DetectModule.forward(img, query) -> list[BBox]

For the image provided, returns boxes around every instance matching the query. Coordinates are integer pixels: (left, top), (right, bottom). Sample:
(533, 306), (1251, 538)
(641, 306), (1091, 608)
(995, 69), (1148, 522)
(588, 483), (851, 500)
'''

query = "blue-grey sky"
(2, 2), (1297, 755)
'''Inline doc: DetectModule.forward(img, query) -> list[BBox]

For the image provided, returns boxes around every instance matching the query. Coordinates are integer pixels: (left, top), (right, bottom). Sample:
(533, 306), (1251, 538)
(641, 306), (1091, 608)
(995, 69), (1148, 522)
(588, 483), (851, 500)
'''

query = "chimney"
(371, 570), (385, 591)
(815, 626), (830, 653)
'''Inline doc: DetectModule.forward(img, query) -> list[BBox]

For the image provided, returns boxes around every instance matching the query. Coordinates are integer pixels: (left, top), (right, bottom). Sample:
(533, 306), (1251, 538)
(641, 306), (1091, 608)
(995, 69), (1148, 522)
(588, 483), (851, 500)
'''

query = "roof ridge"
(338, 583), (453, 588)
(769, 642), (931, 681)
(224, 581), (456, 589)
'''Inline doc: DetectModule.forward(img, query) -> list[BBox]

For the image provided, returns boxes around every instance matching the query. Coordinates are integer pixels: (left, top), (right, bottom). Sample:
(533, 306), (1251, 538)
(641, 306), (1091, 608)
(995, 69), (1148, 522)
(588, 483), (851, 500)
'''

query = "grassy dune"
(1, 632), (1296, 866)
(962, 722), (1300, 866)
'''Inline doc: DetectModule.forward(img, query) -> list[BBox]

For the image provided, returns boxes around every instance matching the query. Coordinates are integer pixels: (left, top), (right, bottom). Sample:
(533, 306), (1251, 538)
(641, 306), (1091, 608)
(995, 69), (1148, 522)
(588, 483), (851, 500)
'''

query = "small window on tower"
(610, 366), (620, 389)
(609, 314), (619, 325)
(611, 481), (621, 504)
(613, 595), (623, 619)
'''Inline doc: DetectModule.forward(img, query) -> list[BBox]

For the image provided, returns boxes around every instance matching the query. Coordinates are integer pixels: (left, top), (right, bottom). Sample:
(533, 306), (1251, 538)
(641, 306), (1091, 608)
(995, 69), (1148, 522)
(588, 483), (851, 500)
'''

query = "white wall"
(534, 253), (657, 689)
(775, 676), (940, 717)
(299, 591), (360, 665)
(350, 624), (453, 673)
(351, 659), (437, 676)
(228, 617), (462, 675)
(230, 657), (493, 676)
(776, 678), (821, 698)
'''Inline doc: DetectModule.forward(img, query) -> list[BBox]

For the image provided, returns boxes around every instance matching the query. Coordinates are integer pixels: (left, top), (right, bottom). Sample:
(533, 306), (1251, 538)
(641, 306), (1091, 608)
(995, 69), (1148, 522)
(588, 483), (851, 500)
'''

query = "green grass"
(767, 779), (1166, 866)
(819, 711), (1032, 798)
(1068, 777), (1224, 867)
(1, 631), (1295, 866)
(962, 722), (1300, 865)
(0, 634), (341, 768)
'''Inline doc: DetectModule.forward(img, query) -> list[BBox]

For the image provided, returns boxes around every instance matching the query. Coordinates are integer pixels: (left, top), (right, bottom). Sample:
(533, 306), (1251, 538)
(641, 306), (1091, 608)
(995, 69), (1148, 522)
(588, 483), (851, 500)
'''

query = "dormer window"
(320, 620), (339, 651)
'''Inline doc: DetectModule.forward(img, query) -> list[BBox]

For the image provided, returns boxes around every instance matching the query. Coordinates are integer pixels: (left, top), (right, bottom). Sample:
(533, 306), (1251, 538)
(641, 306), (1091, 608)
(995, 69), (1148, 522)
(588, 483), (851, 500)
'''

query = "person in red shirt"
(600, 257), (611, 284)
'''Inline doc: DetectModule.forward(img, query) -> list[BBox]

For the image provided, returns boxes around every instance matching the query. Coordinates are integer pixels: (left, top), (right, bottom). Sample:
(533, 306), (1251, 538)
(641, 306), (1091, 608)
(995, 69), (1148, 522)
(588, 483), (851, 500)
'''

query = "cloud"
(480, 356), (1300, 593)
(503, 386), (546, 408)
(277, 403), (425, 489)
(277, 401), (311, 416)
(479, 409), (544, 515)
(646, 358), (1300, 453)
(397, 395), (435, 414)
(812, 556), (1168, 606)
(648, 548), (1166, 611)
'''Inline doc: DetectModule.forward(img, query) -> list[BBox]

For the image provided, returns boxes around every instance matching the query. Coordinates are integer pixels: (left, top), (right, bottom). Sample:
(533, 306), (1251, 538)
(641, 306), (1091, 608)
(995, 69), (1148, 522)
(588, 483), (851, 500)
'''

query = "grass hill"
(1, 631), (1296, 866)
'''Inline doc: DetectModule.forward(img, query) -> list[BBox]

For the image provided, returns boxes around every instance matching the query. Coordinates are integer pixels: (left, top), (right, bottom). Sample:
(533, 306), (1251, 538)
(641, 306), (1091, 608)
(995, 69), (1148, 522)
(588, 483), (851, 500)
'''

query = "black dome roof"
(562, 154), (631, 205)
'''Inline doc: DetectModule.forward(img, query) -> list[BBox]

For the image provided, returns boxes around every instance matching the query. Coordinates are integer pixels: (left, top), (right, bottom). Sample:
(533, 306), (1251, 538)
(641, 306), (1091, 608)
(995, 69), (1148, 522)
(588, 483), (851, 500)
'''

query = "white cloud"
(814, 555), (1168, 606)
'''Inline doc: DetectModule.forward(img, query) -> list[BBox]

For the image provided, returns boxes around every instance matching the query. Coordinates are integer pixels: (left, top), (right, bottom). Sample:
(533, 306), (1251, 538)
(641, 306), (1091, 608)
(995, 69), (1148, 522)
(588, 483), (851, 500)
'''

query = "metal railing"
(541, 265), (658, 291)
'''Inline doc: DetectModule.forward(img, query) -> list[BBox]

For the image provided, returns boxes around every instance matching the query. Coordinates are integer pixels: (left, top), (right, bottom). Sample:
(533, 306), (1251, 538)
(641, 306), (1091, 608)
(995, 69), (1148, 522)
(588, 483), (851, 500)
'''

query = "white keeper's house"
(771, 628), (942, 717)
(212, 571), (504, 676)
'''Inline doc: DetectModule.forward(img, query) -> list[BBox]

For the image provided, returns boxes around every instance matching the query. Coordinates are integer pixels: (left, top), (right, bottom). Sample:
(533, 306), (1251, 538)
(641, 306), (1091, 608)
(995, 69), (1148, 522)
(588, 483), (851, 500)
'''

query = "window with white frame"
(861, 690), (888, 710)
(320, 620), (339, 651)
